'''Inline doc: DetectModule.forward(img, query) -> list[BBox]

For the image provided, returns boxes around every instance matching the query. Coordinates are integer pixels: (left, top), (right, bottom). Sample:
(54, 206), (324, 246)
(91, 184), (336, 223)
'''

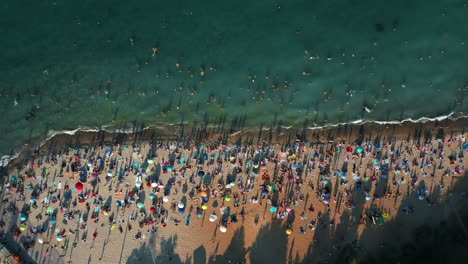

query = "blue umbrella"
(137, 202), (144, 208)
(357, 146), (364, 153)
(167, 166), (174, 172)
(20, 214), (27, 221)
(129, 198), (135, 204)
(262, 189), (269, 195)
(178, 207), (185, 214)
(198, 171), (205, 177)
(149, 193), (156, 199)
(270, 207), (277, 213)
(30, 197), (36, 203)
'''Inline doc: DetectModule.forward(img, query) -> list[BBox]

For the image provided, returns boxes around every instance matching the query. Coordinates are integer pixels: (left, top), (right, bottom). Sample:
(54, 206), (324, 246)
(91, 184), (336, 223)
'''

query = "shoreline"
(2, 115), (467, 173)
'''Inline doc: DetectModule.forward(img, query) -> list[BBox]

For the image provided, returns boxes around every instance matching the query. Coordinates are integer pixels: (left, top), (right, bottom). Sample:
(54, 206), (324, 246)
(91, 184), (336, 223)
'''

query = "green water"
(0, 0), (467, 156)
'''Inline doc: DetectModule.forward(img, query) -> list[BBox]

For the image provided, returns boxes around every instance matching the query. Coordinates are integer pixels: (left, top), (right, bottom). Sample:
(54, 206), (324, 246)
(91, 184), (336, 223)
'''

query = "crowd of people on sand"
(0, 131), (466, 262)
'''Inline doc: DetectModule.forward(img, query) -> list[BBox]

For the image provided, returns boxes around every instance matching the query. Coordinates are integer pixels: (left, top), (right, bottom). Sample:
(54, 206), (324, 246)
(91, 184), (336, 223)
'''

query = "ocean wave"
(304, 112), (466, 130)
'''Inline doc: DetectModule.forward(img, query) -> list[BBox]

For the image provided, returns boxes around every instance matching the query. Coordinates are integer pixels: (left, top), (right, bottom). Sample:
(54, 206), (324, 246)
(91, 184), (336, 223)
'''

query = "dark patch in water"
(375, 23), (385, 32)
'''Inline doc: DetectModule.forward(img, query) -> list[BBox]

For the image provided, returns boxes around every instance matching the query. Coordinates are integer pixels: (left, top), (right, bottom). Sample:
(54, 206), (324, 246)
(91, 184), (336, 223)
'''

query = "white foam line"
(1, 112), (466, 167)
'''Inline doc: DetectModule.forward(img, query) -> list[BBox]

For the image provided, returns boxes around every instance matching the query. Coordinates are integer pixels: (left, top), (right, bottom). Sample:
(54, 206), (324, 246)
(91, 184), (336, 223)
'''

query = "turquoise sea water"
(0, 0), (467, 157)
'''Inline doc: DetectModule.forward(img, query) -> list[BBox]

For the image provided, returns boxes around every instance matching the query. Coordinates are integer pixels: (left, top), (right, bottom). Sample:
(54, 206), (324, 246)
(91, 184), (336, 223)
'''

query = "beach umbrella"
(151, 182), (158, 188)
(135, 180), (142, 188)
(30, 197), (36, 203)
(75, 182), (83, 191)
(178, 202), (185, 209)
(129, 198), (135, 204)
(137, 202), (144, 208)
(200, 191), (208, 197)
(37, 238), (44, 244)
(270, 207), (277, 213)
(365, 194), (371, 201)
(225, 195), (231, 202)
(107, 170), (113, 177)
(357, 146), (364, 153)
(147, 159), (154, 164)
(219, 226), (227, 233)
(180, 157), (186, 163)
(202, 196), (209, 203)
(209, 214), (218, 222)
(201, 204), (208, 210)
(230, 182), (235, 187)
(146, 182), (152, 188)
(163, 196), (169, 203)
(56, 235), (63, 242)
(262, 189), (269, 195)
(20, 214), (27, 221)
(198, 171), (205, 177)
(19, 225), (26, 231)
(286, 228), (293, 235)
(46, 206), (54, 214)
(50, 219), (56, 225)
(167, 166), (173, 172)
(150, 207), (156, 213)
(225, 184), (232, 189)
(149, 193), (156, 199)
(178, 207), (185, 214)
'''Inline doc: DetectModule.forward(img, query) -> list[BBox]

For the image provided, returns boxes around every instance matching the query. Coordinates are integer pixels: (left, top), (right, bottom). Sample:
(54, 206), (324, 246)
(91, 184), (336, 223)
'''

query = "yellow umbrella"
(201, 204), (208, 210)
(286, 228), (292, 235)
(200, 191), (207, 197)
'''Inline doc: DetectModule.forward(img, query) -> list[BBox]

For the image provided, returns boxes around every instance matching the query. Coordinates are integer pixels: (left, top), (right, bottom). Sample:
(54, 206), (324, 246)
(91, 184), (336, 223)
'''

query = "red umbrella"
(150, 207), (156, 213)
(75, 182), (83, 191)
(146, 182), (151, 188)
(346, 146), (353, 153)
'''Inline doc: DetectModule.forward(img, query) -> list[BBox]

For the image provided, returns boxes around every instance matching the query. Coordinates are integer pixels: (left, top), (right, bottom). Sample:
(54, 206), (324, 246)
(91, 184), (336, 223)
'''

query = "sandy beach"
(0, 119), (467, 264)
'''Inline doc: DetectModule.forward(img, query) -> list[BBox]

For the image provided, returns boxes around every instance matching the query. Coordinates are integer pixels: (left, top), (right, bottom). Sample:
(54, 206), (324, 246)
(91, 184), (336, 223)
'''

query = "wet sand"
(0, 118), (467, 264)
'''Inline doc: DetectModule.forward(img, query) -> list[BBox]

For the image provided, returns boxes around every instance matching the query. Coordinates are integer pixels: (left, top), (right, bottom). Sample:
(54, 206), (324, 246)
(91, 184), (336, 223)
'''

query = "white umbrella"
(151, 182), (158, 188)
(37, 238), (44, 244)
(163, 196), (169, 203)
(209, 214), (218, 222)
(178, 202), (185, 209)
(219, 226), (227, 233)
(135, 180), (142, 188)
